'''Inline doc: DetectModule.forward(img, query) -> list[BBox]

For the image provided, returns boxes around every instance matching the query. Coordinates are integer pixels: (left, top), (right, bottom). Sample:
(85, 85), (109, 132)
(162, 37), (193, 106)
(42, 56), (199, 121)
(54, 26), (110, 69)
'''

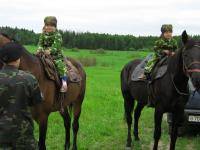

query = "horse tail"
(121, 62), (134, 121)
(120, 59), (141, 122)
(121, 65), (129, 92)
(66, 56), (86, 118)
(120, 60), (140, 91)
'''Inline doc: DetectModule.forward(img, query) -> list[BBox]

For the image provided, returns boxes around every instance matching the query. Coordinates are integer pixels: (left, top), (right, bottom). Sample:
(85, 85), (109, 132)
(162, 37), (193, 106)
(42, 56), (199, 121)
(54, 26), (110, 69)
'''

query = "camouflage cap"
(161, 24), (173, 33)
(44, 16), (57, 27)
(0, 42), (23, 63)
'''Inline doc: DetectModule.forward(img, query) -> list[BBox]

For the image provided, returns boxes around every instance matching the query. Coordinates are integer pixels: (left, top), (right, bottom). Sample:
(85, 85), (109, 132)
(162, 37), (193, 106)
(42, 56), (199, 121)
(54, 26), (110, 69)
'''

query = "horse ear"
(182, 30), (188, 45)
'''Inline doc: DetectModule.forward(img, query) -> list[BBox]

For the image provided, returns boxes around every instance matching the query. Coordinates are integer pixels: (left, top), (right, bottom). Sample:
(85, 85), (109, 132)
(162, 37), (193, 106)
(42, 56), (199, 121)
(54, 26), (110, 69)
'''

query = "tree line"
(1, 26), (200, 51)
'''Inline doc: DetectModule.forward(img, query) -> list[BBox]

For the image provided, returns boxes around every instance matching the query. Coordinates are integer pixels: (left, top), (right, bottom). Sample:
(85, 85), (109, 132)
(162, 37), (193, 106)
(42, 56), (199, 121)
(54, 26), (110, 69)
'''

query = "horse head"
(0, 33), (14, 46)
(0, 33), (13, 68)
(182, 30), (200, 91)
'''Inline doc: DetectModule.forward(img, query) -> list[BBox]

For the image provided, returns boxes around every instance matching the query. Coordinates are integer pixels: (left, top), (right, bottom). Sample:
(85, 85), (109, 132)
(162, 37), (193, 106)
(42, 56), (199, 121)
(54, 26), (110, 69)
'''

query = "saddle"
(131, 54), (168, 82)
(36, 52), (82, 88)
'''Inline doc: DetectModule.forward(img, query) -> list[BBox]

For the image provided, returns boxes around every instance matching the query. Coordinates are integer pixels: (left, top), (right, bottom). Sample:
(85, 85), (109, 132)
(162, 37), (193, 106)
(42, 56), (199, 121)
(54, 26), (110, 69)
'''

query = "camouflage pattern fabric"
(0, 65), (42, 149)
(44, 16), (57, 27)
(38, 30), (67, 77)
(145, 38), (178, 73)
(161, 24), (173, 33)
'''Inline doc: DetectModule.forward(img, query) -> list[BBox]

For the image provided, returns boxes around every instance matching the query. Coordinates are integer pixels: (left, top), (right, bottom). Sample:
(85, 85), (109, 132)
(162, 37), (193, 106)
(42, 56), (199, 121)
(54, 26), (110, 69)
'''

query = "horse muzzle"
(190, 72), (200, 92)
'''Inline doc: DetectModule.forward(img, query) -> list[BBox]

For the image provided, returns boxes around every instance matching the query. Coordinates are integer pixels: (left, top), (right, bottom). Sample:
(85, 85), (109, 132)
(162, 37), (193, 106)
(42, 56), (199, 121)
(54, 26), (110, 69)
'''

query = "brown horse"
(0, 33), (86, 150)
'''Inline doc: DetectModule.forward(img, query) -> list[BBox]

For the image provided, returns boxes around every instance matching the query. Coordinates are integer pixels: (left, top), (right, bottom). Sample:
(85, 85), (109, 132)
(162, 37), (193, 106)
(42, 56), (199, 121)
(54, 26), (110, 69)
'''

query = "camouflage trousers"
(144, 53), (159, 74)
(54, 58), (67, 77)
(40, 50), (67, 77)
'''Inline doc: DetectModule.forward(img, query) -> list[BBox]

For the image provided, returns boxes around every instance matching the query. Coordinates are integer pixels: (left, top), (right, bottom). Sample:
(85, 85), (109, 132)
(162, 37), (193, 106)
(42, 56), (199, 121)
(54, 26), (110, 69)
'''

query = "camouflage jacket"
(154, 38), (178, 57)
(0, 65), (43, 143)
(38, 30), (63, 58)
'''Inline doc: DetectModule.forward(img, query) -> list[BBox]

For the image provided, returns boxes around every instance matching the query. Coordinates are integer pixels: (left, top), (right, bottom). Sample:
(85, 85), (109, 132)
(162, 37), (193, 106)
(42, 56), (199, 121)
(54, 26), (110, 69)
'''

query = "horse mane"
(184, 38), (200, 49)
(168, 38), (200, 74)
(167, 47), (183, 75)
(21, 46), (38, 62)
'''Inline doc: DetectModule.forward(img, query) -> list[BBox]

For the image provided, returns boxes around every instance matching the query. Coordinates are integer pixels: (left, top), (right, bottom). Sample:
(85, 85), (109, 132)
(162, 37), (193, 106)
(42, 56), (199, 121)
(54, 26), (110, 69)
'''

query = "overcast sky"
(0, 0), (199, 36)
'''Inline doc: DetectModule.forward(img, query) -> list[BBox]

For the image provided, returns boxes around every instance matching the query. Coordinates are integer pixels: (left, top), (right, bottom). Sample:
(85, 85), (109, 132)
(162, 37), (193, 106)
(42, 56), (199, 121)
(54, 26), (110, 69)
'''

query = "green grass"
(25, 45), (200, 150)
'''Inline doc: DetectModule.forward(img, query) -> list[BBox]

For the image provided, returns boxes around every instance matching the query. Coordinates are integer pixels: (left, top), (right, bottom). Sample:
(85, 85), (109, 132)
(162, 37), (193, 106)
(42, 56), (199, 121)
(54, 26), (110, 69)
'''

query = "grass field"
(26, 46), (200, 150)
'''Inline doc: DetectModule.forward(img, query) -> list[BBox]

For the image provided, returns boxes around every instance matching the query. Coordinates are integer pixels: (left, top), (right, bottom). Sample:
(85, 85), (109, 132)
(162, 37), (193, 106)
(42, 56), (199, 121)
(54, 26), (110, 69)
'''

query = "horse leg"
(38, 114), (49, 150)
(60, 109), (71, 150)
(153, 108), (163, 150)
(123, 92), (135, 148)
(133, 102), (145, 141)
(72, 103), (82, 150)
(170, 107), (184, 150)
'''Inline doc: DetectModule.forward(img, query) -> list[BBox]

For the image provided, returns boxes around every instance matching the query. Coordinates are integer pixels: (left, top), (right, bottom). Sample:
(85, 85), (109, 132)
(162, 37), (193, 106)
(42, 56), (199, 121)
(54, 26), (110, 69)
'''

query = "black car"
(167, 79), (200, 135)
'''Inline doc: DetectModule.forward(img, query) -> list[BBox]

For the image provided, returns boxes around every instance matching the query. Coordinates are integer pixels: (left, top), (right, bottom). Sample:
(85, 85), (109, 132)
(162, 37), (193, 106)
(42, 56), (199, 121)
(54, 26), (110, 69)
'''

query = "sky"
(0, 0), (200, 36)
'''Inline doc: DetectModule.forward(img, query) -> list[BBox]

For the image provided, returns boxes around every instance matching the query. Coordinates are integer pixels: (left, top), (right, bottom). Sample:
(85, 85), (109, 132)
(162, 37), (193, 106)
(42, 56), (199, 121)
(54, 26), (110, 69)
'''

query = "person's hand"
(44, 49), (51, 55)
(36, 49), (41, 54)
(163, 50), (170, 55)
(171, 52), (175, 56)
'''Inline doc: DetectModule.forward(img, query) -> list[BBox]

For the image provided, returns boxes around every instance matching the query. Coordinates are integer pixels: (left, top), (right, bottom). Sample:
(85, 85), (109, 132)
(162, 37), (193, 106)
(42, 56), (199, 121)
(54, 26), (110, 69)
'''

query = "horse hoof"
(125, 146), (132, 150)
(65, 146), (70, 150)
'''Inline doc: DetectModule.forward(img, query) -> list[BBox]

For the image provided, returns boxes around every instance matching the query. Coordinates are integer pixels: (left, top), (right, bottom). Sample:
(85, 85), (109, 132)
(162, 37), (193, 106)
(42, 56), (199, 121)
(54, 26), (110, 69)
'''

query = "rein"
(172, 44), (200, 96)
(185, 61), (200, 73)
(170, 48), (189, 96)
(171, 74), (189, 96)
(183, 45), (200, 74)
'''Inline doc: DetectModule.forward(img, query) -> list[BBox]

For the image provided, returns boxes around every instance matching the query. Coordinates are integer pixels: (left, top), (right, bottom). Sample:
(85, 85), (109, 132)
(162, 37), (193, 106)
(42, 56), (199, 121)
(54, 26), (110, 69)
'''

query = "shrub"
(71, 47), (80, 52)
(90, 48), (106, 54)
(128, 47), (135, 51)
(78, 56), (97, 67)
(100, 62), (113, 67)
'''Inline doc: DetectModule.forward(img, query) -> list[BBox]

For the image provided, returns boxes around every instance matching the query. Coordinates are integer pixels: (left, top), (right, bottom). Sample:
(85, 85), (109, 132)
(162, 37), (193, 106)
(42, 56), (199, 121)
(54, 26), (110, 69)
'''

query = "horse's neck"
(20, 48), (42, 80)
(168, 49), (188, 85)
(168, 49), (182, 75)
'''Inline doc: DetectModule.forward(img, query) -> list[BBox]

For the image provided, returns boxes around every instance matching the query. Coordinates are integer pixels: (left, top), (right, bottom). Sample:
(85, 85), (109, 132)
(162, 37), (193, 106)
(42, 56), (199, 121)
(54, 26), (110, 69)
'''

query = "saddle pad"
(131, 54), (168, 81)
(37, 52), (61, 87)
(64, 58), (82, 83)
(36, 52), (82, 86)
(131, 54), (153, 81)
(153, 65), (167, 79)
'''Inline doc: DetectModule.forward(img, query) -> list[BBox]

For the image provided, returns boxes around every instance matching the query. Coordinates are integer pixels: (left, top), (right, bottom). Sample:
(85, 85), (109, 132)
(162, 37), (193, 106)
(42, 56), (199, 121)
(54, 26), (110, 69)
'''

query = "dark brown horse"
(0, 33), (86, 150)
(121, 31), (200, 150)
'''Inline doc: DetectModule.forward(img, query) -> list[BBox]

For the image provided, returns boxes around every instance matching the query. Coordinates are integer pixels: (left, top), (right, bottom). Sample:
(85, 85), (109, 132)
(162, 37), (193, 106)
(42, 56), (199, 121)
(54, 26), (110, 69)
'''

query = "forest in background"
(1, 26), (200, 51)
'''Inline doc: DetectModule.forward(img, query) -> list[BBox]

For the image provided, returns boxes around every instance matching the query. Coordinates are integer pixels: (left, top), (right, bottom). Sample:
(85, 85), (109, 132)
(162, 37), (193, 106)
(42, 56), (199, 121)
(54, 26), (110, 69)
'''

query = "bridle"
(171, 44), (200, 96)
(183, 45), (200, 76)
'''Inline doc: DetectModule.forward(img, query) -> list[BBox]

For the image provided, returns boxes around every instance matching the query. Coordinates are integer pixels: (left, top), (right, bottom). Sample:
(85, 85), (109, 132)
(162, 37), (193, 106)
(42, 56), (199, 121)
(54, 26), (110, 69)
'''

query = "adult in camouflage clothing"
(139, 24), (178, 79)
(38, 16), (68, 92)
(0, 42), (43, 149)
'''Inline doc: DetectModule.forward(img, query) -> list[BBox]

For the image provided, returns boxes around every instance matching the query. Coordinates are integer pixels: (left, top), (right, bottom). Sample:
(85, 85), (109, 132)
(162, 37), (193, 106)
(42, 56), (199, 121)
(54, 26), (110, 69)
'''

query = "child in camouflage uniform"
(38, 16), (68, 92)
(139, 24), (178, 79)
